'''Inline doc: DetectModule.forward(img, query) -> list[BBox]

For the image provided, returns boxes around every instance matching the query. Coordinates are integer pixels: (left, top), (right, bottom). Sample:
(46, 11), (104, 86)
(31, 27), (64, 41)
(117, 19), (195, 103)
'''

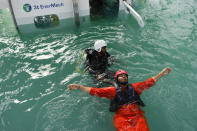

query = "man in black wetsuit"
(85, 40), (114, 82)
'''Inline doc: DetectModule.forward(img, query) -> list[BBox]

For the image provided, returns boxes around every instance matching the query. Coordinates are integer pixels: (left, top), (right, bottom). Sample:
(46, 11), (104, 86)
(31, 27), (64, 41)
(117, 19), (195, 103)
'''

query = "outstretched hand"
(68, 84), (80, 91)
(68, 84), (90, 93)
(162, 67), (171, 75)
(153, 67), (172, 82)
(97, 73), (106, 80)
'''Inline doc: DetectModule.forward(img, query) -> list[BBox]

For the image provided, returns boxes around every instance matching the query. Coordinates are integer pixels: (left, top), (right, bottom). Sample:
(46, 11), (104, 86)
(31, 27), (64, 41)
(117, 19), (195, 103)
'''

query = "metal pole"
(8, 0), (20, 32)
(72, 0), (80, 26)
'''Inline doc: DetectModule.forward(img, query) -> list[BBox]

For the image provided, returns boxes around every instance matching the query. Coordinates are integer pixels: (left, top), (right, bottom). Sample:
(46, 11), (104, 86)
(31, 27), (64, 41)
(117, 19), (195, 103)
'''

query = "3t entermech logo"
(23, 3), (64, 12)
(23, 4), (32, 12)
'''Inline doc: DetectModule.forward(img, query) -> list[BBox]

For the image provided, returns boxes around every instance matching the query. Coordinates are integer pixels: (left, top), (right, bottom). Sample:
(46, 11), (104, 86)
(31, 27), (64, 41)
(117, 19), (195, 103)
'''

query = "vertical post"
(72, 0), (80, 26)
(8, 0), (20, 32)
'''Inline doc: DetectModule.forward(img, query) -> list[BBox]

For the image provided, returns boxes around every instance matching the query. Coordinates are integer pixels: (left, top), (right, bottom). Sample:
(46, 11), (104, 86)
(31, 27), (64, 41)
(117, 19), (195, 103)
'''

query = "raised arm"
(68, 84), (91, 93)
(68, 83), (116, 99)
(132, 67), (171, 94)
(153, 67), (171, 82)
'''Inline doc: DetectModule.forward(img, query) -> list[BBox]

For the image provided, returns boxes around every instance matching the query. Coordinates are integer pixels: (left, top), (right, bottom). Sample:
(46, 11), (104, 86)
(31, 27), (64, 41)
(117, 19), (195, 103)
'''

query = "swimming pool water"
(0, 0), (197, 130)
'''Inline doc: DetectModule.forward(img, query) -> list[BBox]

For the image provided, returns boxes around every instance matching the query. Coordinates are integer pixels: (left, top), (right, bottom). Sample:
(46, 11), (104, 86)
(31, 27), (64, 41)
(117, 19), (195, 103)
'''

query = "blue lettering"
(33, 5), (39, 10)
(34, 3), (64, 10)
(40, 5), (44, 9)
(50, 3), (56, 8)
(47, 5), (50, 8)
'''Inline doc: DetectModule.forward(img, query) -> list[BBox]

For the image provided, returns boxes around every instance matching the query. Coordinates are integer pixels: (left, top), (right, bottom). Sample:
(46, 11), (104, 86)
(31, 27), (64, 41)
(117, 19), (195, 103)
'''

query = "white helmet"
(94, 40), (107, 52)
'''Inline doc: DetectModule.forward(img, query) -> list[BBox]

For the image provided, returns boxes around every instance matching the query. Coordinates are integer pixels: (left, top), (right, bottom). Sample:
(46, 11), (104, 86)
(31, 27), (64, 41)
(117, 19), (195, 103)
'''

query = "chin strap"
(117, 81), (128, 86)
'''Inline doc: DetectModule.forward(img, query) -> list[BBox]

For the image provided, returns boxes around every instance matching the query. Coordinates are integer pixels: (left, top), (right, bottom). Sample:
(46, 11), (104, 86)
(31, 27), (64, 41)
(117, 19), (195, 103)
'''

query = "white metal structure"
(0, 0), (144, 32)
(0, 0), (9, 9)
(122, 1), (144, 27)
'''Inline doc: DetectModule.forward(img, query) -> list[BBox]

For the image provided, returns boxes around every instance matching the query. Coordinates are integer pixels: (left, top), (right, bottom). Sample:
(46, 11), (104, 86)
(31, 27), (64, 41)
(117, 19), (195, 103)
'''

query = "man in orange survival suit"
(68, 67), (171, 131)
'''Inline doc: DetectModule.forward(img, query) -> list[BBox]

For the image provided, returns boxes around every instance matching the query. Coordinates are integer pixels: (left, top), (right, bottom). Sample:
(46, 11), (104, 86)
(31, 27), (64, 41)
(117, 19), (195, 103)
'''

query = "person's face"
(117, 74), (128, 83)
(101, 46), (107, 53)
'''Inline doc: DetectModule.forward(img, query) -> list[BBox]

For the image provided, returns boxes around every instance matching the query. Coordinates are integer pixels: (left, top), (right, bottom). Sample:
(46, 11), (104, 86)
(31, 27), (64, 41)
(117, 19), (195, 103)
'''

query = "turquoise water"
(1, 0), (197, 130)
